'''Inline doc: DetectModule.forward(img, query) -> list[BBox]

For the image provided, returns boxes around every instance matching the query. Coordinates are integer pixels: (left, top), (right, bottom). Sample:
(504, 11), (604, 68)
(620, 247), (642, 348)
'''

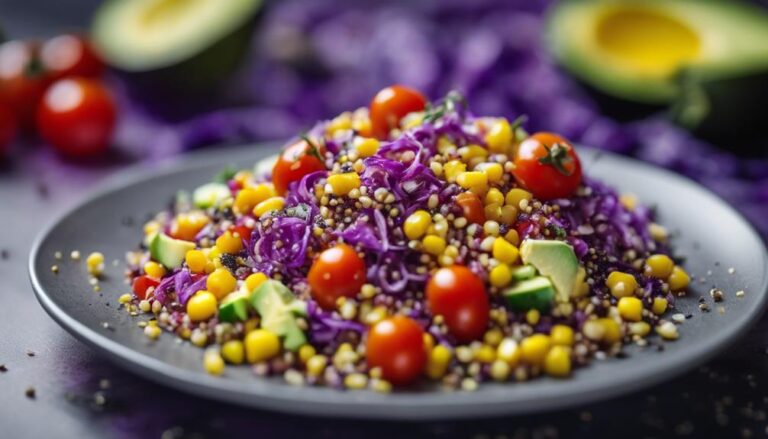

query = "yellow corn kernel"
(216, 231), (243, 254)
(221, 340), (245, 365)
(550, 325), (574, 346)
(352, 115), (372, 137)
(605, 271), (638, 298)
(496, 338), (522, 366)
(206, 268), (237, 299)
(298, 344), (316, 364)
(543, 345), (571, 378)
(499, 205), (518, 225)
(245, 329), (281, 364)
(484, 188), (505, 206)
(234, 188), (262, 214)
(354, 137), (380, 157)
(118, 294), (132, 304)
(490, 359), (511, 381)
(619, 193), (638, 211)
(668, 266), (690, 291)
(327, 172), (361, 196)
(404, 210), (432, 240)
(458, 144), (488, 162)
(326, 112), (352, 135)
(253, 196), (285, 218)
(504, 229), (520, 246)
(86, 252), (105, 276)
(526, 309), (540, 325)
(474, 345), (496, 363)
(599, 318), (622, 344)
(306, 355), (328, 377)
(489, 264), (512, 288)
(505, 188), (532, 208)
(629, 321), (651, 337)
(187, 291), (217, 322)
(492, 238), (519, 265)
(484, 203), (502, 223)
(456, 171), (488, 190)
(144, 220), (160, 237)
(656, 321), (679, 340)
(645, 254), (674, 279)
(520, 334), (551, 365)
(144, 261), (166, 279)
(184, 250), (208, 273)
(426, 345), (452, 379)
(422, 235), (446, 256)
(618, 297), (643, 322)
(652, 297), (668, 315)
(484, 328), (504, 346)
(485, 118), (513, 153)
(172, 212), (209, 241)
(245, 272), (269, 292)
(203, 350), (225, 375)
(443, 160), (467, 182)
(476, 162), (504, 183)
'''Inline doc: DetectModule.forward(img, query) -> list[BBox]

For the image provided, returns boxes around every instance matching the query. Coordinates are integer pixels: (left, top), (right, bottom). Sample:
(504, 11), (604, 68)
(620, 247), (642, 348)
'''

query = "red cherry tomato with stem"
(307, 243), (366, 310)
(366, 316), (427, 385)
(132, 275), (160, 300)
(426, 266), (489, 342)
(37, 77), (116, 159)
(271, 138), (326, 195)
(369, 85), (427, 139)
(512, 132), (582, 200)
(0, 40), (50, 129)
(40, 34), (105, 80)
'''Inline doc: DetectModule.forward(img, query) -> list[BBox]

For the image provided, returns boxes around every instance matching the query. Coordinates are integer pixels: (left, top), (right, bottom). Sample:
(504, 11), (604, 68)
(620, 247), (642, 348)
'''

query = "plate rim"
(28, 144), (768, 420)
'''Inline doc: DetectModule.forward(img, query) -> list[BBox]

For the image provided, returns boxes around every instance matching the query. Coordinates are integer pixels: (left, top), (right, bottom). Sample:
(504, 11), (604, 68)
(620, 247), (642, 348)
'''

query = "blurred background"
(2, 0), (768, 235)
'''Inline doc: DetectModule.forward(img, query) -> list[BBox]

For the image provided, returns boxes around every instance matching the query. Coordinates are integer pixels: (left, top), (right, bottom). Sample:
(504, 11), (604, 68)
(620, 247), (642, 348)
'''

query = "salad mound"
(122, 86), (690, 391)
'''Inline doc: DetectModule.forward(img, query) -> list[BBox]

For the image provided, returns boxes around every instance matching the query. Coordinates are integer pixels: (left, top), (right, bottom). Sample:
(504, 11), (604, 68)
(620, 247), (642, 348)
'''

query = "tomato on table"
(132, 275), (160, 300)
(37, 77), (116, 159)
(40, 34), (105, 80)
(426, 265), (489, 342)
(369, 85), (427, 139)
(455, 192), (485, 225)
(307, 243), (366, 309)
(512, 132), (582, 200)
(271, 138), (326, 195)
(366, 316), (427, 385)
(0, 40), (50, 129)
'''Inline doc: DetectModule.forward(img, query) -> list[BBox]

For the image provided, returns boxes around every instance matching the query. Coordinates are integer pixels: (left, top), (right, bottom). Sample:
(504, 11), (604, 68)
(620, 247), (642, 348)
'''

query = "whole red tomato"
(271, 138), (326, 195)
(0, 102), (17, 155)
(307, 243), (366, 310)
(37, 77), (116, 159)
(0, 40), (50, 129)
(455, 192), (485, 225)
(366, 316), (427, 385)
(426, 266), (489, 342)
(369, 85), (427, 139)
(512, 132), (582, 200)
(40, 34), (105, 80)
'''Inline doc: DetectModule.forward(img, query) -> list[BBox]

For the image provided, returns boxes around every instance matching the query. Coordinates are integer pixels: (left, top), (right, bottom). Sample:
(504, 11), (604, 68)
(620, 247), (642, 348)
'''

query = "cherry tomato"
(132, 275), (160, 300)
(308, 243), (366, 310)
(0, 101), (17, 155)
(455, 192), (485, 225)
(37, 77), (116, 159)
(426, 266), (489, 342)
(512, 132), (582, 200)
(271, 139), (326, 195)
(40, 34), (105, 80)
(231, 224), (253, 243)
(366, 316), (427, 385)
(0, 40), (49, 129)
(369, 85), (427, 139)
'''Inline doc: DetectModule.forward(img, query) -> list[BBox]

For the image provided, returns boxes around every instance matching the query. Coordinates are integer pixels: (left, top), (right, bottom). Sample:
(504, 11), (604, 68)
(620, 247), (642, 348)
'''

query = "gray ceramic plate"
(29, 144), (768, 420)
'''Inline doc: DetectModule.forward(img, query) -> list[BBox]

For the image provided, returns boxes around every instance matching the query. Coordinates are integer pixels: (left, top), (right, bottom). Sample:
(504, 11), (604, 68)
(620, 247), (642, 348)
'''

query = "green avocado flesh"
(547, 0), (768, 105)
(504, 276), (556, 312)
(520, 239), (579, 301)
(193, 182), (231, 209)
(249, 280), (307, 351)
(218, 292), (249, 323)
(93, 0), (261, 72)
(149, 233), (195, 269)
(511, 265), (537, 282)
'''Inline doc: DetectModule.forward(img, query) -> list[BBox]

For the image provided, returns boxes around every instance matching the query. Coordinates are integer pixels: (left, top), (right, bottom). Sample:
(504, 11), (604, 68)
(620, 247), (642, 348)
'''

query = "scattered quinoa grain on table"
(116, 86), (718, 390)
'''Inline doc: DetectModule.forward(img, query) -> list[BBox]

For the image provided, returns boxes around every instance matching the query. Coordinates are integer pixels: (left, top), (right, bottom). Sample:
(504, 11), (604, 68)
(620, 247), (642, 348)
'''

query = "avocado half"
(92, 0), (262, 95)
(546, 0), (768, 135)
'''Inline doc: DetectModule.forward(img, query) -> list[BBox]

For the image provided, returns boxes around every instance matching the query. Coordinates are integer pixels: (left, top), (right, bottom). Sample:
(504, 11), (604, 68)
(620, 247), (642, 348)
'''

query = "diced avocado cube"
(511, 265), (537, 281)
(218, 292), (249, 323)
(193, 182), (231, 209)
(249, 280), (307, 351)
(520, 239), (579, 301)
(503, 276), (556, 312)
(149, 233), (196, 269)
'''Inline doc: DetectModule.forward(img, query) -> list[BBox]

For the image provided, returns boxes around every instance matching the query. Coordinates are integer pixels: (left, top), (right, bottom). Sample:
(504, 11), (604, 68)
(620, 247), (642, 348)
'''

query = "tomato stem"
(538, 143), (573, 176)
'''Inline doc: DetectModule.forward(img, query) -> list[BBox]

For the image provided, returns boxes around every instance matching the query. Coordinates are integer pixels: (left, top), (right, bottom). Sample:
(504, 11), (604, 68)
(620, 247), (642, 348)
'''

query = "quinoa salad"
(113, 86), (692, 391)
